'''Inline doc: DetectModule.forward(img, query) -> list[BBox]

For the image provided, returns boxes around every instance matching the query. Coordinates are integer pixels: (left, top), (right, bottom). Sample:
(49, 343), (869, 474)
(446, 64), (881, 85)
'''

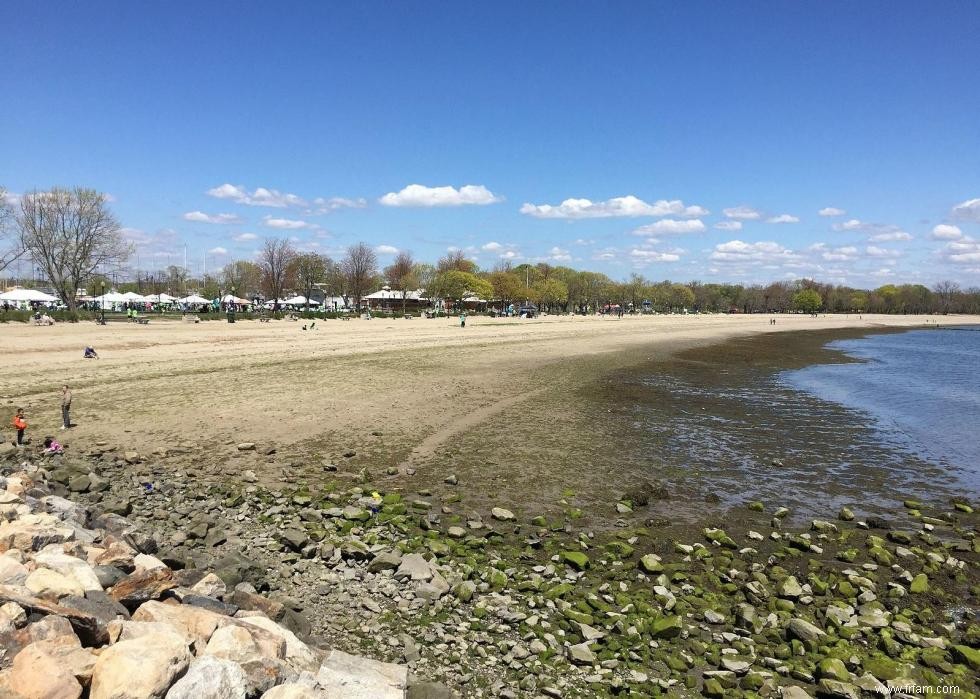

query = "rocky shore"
(0, 446), (451, 698)
(1, 439), (977, 698)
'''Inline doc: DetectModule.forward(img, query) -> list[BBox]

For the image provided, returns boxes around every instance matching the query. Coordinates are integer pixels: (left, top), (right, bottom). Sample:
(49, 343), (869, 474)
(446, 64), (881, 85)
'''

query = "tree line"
(2, 186), (979, 315)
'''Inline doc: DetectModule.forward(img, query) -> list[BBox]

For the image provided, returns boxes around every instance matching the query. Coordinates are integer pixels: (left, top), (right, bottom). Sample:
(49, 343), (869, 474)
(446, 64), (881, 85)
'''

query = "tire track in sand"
(397, 388), (546, 474)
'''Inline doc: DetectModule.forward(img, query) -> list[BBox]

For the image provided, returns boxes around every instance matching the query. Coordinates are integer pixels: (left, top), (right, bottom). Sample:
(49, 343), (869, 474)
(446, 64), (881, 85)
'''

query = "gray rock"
(567, 643), (596, 665)
(407, 681), (458, 699)
(367, 550), (403, 573)
(395, 554), (433, 582)
(787, 618), (827, 643)
(278, 529), (309, 552)
(316, 649), (407, 699)
(165, 656), (248, 698)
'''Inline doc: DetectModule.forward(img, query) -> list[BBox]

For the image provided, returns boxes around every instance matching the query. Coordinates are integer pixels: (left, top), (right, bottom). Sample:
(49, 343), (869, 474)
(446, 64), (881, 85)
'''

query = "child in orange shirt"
(12, 408), (27, 446)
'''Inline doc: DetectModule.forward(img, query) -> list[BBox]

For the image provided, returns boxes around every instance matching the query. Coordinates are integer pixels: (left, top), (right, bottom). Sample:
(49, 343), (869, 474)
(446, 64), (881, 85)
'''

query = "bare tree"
(437, 249), (476, 273)
(384, 250), (416, 314)
(321, 258), (347, 309)
(18, 187), (132, 310)
(222, 260), (262, 297)
(259, 239), (296, 310)
(342, 243), (377, 312)
(292, 253), (329, 310)
(933, 280), (960, 314)
(0, 187), (25, 274)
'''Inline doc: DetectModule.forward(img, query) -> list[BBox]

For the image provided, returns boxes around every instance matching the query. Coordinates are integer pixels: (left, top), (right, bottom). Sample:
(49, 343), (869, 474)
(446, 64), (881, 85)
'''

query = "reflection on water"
(612, 329), (980, 521)
(782, 326), (980, 494)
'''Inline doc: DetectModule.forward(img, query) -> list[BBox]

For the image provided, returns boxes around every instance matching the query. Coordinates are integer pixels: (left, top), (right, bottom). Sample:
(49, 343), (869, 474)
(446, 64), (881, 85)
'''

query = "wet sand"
(1, 314), (975, 521)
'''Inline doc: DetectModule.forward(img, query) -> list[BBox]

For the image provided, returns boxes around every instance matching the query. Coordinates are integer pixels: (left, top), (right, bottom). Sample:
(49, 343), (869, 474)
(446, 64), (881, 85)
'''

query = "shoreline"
(1, 316), (978, 697)
(7, 410), (977, 698)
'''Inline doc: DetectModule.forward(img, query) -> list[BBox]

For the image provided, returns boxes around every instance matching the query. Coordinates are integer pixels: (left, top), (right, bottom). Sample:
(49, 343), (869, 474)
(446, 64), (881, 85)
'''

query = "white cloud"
(865, 245), (895, 258)
(592, 248), (618, 261)
(310, 196), (367, 214)
(633, 219), (706, 236)
(833, 219), (865, 231)
(520, 196), (708, 219)
(869, 230), (913, 242)
(942, 236), (980, 264)
(233, 232), (259, 242)
(208, 247), (228, 255)
(722, 206), (762, 220)
(375, 244), (399, 255)
(931, 224), (963, 240)
(818, 207), (846, 217)
(573, 238), (595, 246)
(207, 184), (365, 213)
(481, 241), (504, 252)
(207, 184), (307, 208)
(499, 250), (521, 260)
(834, 219), (912, 242)
(710, 240), (800, 264)
(629, 249), (681, 262)
(952, 198), (980, 222)
(183, 211), (242, 224)
(766, 214), (800, 224)
(263, 216), (310, 230)
(379, 184), (501, 207)
(713, 220), (742, 231)
(546, 246), (572, 262)
(819, 244), (859, 261)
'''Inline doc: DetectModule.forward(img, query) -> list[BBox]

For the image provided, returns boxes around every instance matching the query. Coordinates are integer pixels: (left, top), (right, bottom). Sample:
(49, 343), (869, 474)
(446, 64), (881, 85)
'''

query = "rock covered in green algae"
(558, 550), (590, 570)
(651, 615), (683, 639)
(638, 553), (663, 573)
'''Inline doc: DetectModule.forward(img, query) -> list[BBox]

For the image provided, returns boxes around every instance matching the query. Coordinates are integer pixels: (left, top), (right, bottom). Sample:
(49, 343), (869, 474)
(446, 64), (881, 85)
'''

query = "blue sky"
(2, 1), (979, 287)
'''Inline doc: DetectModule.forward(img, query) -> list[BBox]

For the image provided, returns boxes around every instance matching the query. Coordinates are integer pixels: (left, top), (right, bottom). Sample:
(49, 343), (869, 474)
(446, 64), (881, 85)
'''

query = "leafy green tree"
(430, 270), (493, 309)
(489, 271), (525, 307)
(792, 288), (822, 314)
(668, 283), (695, 312)
(532, 277), (568, 312)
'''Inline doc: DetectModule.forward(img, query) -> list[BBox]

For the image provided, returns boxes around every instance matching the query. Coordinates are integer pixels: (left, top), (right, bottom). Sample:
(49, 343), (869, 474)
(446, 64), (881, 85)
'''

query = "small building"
(363, 287), (429, 311)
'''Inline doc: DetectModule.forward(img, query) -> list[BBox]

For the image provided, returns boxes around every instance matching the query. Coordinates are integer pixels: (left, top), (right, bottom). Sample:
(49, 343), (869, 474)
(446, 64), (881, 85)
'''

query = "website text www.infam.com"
(875, 685), (961, 695)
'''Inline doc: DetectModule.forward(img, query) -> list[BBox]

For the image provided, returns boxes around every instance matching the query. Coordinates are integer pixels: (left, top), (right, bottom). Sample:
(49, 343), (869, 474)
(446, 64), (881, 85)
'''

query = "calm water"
(782, 326), (980, 495)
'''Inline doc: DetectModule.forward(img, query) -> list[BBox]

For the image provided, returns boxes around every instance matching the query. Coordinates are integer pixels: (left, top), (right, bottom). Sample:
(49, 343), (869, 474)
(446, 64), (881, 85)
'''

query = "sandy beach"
(2, 313), (976, 468)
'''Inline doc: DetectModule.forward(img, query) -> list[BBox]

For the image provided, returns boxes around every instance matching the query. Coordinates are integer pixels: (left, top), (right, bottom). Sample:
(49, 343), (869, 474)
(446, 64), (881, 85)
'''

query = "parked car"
(518, 305), (538, 318)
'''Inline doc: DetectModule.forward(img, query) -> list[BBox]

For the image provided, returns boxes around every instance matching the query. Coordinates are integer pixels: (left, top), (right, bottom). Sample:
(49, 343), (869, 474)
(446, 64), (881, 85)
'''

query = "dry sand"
(1, 313), (975, 476)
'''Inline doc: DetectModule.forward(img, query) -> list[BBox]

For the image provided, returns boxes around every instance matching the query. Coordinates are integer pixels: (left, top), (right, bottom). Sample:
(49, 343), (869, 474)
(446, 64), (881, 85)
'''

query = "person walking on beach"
(61, 385), (72, 430)
(459, 312), (466, 328)
(12, 409), (27, 446)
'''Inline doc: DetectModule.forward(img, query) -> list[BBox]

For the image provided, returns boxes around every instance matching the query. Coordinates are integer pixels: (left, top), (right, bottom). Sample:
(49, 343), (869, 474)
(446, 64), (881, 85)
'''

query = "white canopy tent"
(283, 295), (319, 306)
(222, 294), (251, 305)
(146, 293), (178, 304)
(121, 291), (147, 302)
(0, 288), (60, 303)
(180, 294), (211, 305)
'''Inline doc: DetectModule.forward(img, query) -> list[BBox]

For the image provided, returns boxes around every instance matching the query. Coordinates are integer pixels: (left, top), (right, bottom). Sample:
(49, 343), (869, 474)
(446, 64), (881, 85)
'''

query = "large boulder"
(315, 649), (408, 699)
(25, 568), (85, 600)
(0, 556), (29, 585)
(235, 614), (319, 673)
(131, 600), (223, 648)
(0, 514), (74, 553)
(89, 633), (191, 699)
(164, 656), (248, 699)
(5, 641), (85, 699)
(90, 632), (192, 699)
(35, 548), (103, 592)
